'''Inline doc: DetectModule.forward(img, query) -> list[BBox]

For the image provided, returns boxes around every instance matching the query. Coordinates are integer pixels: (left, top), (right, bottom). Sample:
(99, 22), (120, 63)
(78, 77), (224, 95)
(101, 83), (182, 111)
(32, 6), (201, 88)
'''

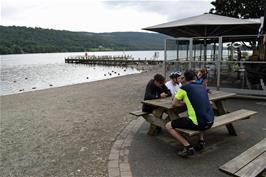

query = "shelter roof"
(143, 14), (261, 38)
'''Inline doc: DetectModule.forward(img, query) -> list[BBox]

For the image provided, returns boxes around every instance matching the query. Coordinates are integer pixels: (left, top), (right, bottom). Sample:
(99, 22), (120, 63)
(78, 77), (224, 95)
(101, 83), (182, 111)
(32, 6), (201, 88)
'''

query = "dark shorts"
(171, 117), (213, 130)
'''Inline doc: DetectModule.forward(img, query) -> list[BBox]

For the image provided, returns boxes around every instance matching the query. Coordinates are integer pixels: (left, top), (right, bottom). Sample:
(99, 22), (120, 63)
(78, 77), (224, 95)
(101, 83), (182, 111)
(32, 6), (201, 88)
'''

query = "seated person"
(195, 68), (208, 87)
(165, 71), (182, 96)
(142, 74), (171, 113)
(165, 70), (214, 157)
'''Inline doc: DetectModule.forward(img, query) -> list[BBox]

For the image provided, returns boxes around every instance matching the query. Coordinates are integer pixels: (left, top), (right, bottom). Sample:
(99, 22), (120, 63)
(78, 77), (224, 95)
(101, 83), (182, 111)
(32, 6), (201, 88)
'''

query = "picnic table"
(131, 91), (257, 136)
(219, 138), (266, 177)
(142, 90), (236, 116)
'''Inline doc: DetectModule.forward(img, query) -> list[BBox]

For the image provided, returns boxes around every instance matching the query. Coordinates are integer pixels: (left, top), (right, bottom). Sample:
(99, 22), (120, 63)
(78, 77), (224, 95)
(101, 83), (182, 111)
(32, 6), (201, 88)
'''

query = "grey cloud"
(102, 1), (212, 21)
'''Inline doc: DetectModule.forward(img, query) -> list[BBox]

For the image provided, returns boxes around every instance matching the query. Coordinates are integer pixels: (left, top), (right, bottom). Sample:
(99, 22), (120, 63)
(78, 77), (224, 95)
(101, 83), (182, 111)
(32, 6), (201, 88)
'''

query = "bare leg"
(165, 121), (190, 146)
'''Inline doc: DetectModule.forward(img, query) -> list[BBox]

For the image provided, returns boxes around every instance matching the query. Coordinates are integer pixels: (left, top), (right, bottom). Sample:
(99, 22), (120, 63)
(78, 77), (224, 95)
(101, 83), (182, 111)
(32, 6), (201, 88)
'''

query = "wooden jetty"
(65, 55), (163, 66)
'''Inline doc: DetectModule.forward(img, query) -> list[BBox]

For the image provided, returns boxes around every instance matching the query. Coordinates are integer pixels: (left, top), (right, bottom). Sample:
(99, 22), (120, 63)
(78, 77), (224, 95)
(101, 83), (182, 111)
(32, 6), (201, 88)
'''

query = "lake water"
(0, 51), (165, 96)
(0, 49), (229, 96)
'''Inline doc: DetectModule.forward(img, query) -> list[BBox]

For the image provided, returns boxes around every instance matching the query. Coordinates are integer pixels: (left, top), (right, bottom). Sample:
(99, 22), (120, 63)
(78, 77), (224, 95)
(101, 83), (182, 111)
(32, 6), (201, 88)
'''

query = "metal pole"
(176, 40), (179, 61)
(227, 45), (230, 59)
(213, 43), (216, 61)
(204, 38), (207, 61)
(200, 43), (202, 61)
(186, 43), (189, 61)
(164, 39), (167, 77)
(194, 44), (196, 61)
(211, 43), (213, 60)
(230, 42), (233, 61)
(217, 36), (222, 90)
(189, 38), (193, 69)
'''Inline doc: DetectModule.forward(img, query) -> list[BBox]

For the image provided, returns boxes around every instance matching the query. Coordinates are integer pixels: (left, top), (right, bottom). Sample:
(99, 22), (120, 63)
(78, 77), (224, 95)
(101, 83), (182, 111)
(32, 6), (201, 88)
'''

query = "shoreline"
(0, 71), (143, 97)
(0, 65), (162, 177)
(0, 63), (156, 97)
(0, 49), (164, 56)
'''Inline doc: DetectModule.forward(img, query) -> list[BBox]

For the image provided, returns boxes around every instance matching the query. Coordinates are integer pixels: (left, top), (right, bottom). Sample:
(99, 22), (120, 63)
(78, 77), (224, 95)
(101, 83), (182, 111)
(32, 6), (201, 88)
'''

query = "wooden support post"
(225, 123), (237, 136)
(142, 108), (166, 136)
(147, 124), (161, 136)
(215, 100), (237, 136)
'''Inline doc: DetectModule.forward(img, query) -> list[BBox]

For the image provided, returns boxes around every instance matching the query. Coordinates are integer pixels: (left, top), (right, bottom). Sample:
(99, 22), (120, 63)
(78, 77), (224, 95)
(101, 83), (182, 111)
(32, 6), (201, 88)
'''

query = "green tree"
(0, 46), (12, 54)
(209, 0), (265, 19)
(11, 44), (23, 54)
(0, 25), (167, 54)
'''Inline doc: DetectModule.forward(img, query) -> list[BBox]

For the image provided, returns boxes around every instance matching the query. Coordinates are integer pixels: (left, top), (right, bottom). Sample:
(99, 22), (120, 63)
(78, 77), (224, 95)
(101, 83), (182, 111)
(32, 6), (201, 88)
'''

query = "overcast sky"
(1, 0), (213, 33)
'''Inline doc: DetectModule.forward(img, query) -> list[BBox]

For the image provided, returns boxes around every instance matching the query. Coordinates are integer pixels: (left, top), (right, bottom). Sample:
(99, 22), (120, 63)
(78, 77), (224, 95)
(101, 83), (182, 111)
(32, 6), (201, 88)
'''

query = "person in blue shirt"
(195, 68), (208, 86)
(165, 70), (214, 157)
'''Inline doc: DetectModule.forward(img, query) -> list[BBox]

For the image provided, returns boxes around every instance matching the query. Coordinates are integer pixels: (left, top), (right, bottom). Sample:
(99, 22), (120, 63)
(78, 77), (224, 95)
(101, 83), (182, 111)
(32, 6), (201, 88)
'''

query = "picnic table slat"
(209, 91), (236, 101)
(141, 91), (236, 109)
(235, 151), (266, 177)
(219, 138), (266, 176)
(129, 110), (148, 116)
(175, 109), (257, 136)
(212, 109), (257, 128)
(141, 99), (173, 109)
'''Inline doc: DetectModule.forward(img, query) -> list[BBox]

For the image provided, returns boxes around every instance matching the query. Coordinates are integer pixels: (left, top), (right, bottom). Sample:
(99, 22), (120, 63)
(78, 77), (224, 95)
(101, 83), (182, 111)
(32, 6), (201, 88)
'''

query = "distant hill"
(0, 26), (169, 54)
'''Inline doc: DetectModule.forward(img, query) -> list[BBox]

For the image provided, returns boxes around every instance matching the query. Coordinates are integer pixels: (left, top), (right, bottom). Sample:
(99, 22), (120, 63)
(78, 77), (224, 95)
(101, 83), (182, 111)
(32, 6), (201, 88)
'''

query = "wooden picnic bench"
(175, 109), (257, 136)
(130, 91), (257, 136)
(219, 138), (266, 177)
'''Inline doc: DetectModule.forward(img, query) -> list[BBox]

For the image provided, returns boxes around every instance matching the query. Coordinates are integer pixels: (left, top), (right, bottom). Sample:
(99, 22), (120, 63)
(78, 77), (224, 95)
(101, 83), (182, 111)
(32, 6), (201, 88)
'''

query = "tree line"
(0, 26), (167, 54)
(1, 0), (264, 55)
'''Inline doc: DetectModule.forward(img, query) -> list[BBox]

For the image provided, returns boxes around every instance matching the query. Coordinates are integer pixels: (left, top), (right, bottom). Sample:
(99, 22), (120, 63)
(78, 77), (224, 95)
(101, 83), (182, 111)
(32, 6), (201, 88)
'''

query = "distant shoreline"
(0, 26), (166, 55)
(0, 49), (163, 56)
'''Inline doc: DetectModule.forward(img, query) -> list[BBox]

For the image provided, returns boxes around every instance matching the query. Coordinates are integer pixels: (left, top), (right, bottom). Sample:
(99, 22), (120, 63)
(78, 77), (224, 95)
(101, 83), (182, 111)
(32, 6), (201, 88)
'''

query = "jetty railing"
(65, 55), (163, 66)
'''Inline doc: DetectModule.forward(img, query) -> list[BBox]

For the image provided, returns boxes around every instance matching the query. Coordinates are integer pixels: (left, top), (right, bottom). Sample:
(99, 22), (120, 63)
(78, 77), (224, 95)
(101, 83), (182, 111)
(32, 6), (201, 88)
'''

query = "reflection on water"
(1, 64), (140, 95)
(1, 51), (155, 96)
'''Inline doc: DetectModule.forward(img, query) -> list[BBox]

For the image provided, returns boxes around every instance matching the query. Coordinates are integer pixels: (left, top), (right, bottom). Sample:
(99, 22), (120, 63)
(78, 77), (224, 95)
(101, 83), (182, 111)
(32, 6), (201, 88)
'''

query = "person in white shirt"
(165, 71), (182, 97)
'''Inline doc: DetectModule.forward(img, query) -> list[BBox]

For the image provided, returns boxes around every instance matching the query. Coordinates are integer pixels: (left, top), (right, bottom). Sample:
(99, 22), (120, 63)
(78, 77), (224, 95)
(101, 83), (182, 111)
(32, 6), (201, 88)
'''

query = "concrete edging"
(107, 117), (144, 177)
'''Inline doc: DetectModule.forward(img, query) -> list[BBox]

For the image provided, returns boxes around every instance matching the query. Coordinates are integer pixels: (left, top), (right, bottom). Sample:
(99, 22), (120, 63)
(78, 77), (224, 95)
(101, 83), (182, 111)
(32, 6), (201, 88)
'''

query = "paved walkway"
(109, 98), (265, 177)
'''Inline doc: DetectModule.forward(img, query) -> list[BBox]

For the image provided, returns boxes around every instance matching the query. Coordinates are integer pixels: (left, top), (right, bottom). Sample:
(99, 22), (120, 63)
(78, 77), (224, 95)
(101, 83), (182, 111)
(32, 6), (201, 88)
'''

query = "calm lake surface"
(0, 51), (165, 96)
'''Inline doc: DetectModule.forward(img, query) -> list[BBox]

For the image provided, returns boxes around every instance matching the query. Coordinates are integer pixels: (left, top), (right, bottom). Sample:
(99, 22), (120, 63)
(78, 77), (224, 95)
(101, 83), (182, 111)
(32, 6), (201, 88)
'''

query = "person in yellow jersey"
(165, 70), (214, 157)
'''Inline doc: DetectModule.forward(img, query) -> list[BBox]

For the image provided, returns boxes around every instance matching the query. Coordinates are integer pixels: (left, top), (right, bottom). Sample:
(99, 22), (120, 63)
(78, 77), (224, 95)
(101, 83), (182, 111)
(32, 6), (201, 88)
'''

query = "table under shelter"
(143, 14), (266, 97)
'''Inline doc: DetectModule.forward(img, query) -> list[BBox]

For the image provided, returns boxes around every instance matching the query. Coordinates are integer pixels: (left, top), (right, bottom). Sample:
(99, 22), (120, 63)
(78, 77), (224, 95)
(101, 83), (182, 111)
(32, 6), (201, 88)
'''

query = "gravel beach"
(0, 67), (160, 177)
